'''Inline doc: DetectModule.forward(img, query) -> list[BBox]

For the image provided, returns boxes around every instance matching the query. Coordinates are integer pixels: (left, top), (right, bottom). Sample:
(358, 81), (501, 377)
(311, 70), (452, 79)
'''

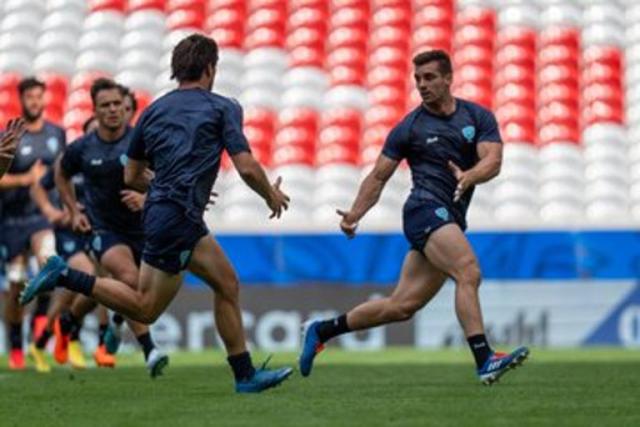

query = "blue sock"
(58, 268), (96, 296)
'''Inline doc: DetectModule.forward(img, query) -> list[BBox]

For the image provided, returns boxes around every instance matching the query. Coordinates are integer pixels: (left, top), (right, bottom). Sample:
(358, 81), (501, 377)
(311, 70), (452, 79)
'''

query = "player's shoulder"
(43, 120), (65, 136)
(392, 105), (423, 132)
(456, 98), (495, 120)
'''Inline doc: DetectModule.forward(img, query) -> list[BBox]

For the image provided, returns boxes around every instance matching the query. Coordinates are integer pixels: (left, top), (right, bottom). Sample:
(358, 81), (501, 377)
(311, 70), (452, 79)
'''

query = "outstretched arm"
(449, 142), (502, 202)
(337, 154), (399, 238)
(55, 157), (91, 233)
(124, 158), (153, 192)
(231, 152), (289, 219)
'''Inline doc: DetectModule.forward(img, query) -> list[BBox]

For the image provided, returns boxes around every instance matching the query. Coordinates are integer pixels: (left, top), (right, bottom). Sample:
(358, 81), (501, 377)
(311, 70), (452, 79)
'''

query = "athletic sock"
(35, 329), (52, 349)
(136, 332), (155, 360)
(98, 323), (108, 345)
(467, 334), (493, 369)
(227, 351), (256, 382)
(58, 269), (95, 296)
(59, 310), (78, 336)
(9, 322), (22, 350)
(70, 323), (81, 341)
(316, 314), (351, 343)
(34, 294), (51, 317)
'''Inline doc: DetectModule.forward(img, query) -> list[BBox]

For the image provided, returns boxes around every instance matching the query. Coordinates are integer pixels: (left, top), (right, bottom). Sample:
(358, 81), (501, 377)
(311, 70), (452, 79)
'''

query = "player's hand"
(120, 190), (146, 212)
(27, 160), (47, 185)
(267, 176), (290, 219)
(0, 117), (26, 157)
(44, 206), (69, 227)
(205, 191), (219, 211)
(448, 161), (475, 203)
(72, 212), (92, 234)
(336, 209), (358, 239)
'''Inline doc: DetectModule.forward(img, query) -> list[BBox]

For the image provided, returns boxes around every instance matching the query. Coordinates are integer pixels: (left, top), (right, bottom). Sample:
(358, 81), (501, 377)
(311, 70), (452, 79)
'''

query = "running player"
(0, 78), (64, 370)
(299, 50), (529, 385)
(23, 34), (293, 393)
(51, 78), (167, 377)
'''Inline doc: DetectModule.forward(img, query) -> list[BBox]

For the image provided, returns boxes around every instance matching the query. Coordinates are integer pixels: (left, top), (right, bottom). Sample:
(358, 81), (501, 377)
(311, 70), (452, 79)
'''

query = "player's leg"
(187, 234), (293, 392)
(99, 244), (163, 366)
(299, 251), (447, 377)
(423, 223), (529, 384)
(28, 229), (56, 346)
(5, 255), (27, 370)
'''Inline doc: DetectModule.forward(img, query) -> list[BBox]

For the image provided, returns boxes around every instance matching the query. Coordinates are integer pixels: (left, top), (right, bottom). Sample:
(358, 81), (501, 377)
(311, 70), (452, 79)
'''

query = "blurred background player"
(28, 115), (113, 371)
(23, 34), (293, 393)
(120, 86), (137, 125)
(52, 78), (167, 377)
(299, 50), (529, 386)
(0, 77), (65, 370)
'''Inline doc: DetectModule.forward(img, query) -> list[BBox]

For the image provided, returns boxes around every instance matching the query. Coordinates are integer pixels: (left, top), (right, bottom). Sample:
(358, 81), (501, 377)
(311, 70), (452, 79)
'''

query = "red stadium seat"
(317, 144), (359, 166)
(539, 27), (580, 50)
(288, 6), (327, 31)
(372, 7), (411, 29)
(89, 0), (126, 12)
(538, 64), (579, 87)
(329, 66), (366, 86)
(582, 63), (622, 87)
(496, 45), (535, 69)
(583, 83), (623, 105)
(414, 5), (453, 27)
(453, 83), (492, 108)
(274, 126), (316, 148)
(329, 8), (369, 32)
(0, 72), (21, 92)
(494, 64), (535, 88)
(412, 26), (453, 53)
(538, 123), (581, 145)
(454, 25), (495, 50)
(207, 0), (244, 10)
(40, 73), (69, 98)
(501, 121), (536, 144)
(582, 46), (622, 68)
(368, 84), (407, 107)
(132, 91), (151, 123)
(63, 108), (94, 130)
(321, 107), (362, 128)
(327, 26), (368, 51)
(453, 45), (494, 69)
(364, 104), (404, 127)
(583, 101), (624, 126)
(278, 107), (318, 130)
(166, 0), (205, 14)
(285, 27), (324, 51)
(127, 0), (166, 11)
(248, 0), (287, 12)
(71, 71), (111, 91)
(367, 65), (407, 88)
(495, 102), (534, 124)
(326, 47), (367, 70)
(166, 9), (204, 30)
(455, 64), (493, 86)
(318, 124), (360, 149)
(538, 83), (580, 107)
(66, 127), (84, 143)
(210, 28), (244, 48)
(67, 89), (93, 110)
(538, 101), (579, 125)
(205, 7), (245, 32)
(288, 46), (325, 68)
(244, 27), (285, 49)
(272, 144), (315, 167)
(246, 8), (286, 33)
(538, 45), (580, 68)
(456, 6), (495, 28)
(494, 83), (535, 107)
(496, 27), (536, 51)
(368, 46), (409, 71)
(369, 26), (410, 52)
(288, 0), (328, 12)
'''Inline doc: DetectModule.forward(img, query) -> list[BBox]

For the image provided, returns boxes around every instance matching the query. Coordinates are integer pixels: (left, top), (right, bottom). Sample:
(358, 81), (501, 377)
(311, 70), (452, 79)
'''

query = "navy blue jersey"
(60, 128), (143, 236)
(127, 88), (251, 223)
(39, 168), (86, 210)
(0, 121), (65, 218)
(382, 98), (502, 219)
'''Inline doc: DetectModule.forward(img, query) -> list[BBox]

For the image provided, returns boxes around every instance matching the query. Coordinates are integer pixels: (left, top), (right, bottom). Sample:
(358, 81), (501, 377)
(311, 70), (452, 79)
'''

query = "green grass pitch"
(0, 348), (639, 426)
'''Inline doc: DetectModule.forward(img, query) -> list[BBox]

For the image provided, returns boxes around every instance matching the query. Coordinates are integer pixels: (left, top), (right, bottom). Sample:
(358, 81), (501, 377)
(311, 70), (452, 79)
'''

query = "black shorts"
(90, 230), (144, 265)
(1, 215), (51, 260)
(402, 198), (466, 252)
(55, 228), (92, 261)
(142, 201), (209, 275)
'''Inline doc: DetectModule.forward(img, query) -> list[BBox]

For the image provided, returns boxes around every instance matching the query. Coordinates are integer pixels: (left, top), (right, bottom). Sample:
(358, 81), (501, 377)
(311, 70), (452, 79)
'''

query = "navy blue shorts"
(90, 230), (144, 265)
(55, 228), (92, 261)
(402, 198), (467, 252)
(1, 215), (51, 260)
(142, 201), (209, 275)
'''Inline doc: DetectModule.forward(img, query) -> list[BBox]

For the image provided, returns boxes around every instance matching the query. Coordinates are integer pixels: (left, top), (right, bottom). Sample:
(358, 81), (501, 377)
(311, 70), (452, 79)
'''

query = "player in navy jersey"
(23, 34), (293, 393)
(0, 78), (65, 370)
(50, 78), (167, 377)
(299, 50), (529, 385)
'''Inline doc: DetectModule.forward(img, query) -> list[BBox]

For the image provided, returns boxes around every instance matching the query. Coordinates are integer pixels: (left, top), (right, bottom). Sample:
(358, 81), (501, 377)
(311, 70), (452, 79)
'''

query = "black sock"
(35, 329), (52, 349)
(467, 334), (493, 369)
(112, 313), (124, 325)
(316, 314), (351, 343)
(34, 294), (51, 317)
(70, 323), (81, 341)
(59, 310), (78, 336)
(98, 324), (108, 345)
(58, 268), (96, 296)
(9, 322), (22, 350)
(227, 352), (256, 382)
(136, 332), (155, 360)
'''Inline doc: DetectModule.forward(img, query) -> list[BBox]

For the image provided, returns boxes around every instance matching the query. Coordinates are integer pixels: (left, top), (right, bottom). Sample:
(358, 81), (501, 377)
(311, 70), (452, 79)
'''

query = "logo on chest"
(425, 136), (439, 144)
(90, 158), (103, 166)
(20, 145), (33, 156)
(461, 126), (476, 143)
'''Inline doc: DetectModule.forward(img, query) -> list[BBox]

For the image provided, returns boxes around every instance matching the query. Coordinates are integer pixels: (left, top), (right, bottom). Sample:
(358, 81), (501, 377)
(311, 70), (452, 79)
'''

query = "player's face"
(414, 62), (452, 105)
(94, 89), (125, 131)
(20, 87), (45, 122)
(123, 95), (134, 124)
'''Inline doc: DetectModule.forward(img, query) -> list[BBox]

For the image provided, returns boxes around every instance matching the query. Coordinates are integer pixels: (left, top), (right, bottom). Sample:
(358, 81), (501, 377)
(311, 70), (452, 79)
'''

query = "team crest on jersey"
(435, 207), (449, 221)
(462, 126), (476, 143)
(92, 235), (102, 252)
(47, 137), (59, 154)
(120, 154), (128, 166)
(63, 241), (76, 253)
(20, 145), (33, 156)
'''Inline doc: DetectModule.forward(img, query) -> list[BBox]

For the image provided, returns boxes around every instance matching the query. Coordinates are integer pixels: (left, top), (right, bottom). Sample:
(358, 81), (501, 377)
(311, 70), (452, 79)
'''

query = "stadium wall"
(2, 230), (639, 353)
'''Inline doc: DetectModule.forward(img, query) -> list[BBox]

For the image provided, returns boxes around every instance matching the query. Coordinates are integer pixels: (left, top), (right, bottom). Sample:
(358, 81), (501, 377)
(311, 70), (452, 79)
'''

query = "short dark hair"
(18, 77), (45, 96)
(90, 78), (121, 106)
(412, 50), (453, 76)
(170, 34), (219, 82)
(82, 116), (97, 133)
(120, 85), (138, 113)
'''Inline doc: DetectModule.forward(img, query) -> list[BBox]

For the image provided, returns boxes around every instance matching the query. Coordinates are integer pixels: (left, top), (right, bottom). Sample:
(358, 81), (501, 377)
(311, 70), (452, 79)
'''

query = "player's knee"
(212, 271), (240, 302)
(388, 299), (421, 322)
(455, 257), (481, 288)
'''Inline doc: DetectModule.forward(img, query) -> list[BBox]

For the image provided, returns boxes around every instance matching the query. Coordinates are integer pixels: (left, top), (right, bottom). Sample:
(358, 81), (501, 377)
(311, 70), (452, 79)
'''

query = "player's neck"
(422, 95), (456, 116)
(24, 117), (44, 133)
(178, 81), (208, 91)
(97, 125), (126, 143)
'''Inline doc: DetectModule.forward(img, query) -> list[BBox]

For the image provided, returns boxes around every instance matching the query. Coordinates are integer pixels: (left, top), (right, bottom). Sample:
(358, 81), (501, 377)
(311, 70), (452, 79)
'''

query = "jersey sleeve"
(476, 108), (502, 144)
(39, 168), (55, 191)
(381, 123), (409, 161)
(127, 117), (147, 161)
(60, 139), (82, 177)
(222, 99), (251, 156)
